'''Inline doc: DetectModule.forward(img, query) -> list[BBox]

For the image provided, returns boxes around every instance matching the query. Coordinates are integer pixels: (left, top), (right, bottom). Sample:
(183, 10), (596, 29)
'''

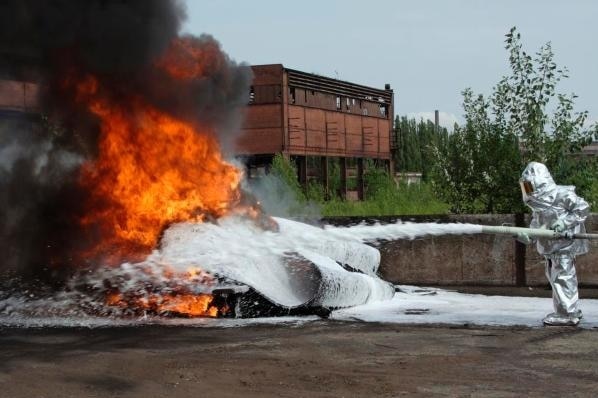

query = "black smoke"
(0, 0), (251, 278)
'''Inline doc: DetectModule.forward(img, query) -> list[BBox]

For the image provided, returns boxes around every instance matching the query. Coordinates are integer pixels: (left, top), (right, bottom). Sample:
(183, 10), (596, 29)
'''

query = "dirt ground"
(1, 320), (598, 398)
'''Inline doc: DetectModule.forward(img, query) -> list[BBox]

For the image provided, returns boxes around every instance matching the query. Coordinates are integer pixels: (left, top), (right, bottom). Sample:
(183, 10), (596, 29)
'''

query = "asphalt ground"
(1, 320), (597, 397)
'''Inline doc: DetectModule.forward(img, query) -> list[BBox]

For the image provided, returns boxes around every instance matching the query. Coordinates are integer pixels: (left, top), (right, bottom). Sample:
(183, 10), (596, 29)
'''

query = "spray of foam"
(323, 221), (484, 243)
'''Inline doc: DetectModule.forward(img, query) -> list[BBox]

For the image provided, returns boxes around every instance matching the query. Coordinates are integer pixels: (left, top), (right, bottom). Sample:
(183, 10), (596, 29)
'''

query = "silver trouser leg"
(547, 254), (579, 316)
(544, 258), (552, 288)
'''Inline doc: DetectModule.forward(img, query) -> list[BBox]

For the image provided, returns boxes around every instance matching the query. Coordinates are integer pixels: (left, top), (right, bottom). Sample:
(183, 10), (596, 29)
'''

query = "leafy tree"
(498, 27), (595, 165)
(430, 90), (523, 213)
(394, 115), (449, 178)
(552, 157), (598, 209)
(430, 27), (597, 213)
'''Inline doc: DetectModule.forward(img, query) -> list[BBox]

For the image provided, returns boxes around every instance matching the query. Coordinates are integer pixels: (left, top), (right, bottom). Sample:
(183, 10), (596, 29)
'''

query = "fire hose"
(480, 225), (598, 240)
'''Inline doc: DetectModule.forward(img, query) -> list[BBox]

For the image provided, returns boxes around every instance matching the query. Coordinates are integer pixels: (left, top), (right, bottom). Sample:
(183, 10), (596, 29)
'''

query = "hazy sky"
(183, 0), (597, 129)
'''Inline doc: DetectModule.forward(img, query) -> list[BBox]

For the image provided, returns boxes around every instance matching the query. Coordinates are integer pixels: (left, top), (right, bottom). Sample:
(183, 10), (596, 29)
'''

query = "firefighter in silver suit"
(517, 162), (590, 326)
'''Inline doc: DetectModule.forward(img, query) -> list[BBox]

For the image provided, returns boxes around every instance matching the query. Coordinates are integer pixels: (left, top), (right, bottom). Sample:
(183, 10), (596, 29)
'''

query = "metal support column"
(515, 213), (527, 286)
(339, 157), (347, 199)
(357, 158), (365, 200)
(321, 156), (329, 199)
(297, 156), (307, 188)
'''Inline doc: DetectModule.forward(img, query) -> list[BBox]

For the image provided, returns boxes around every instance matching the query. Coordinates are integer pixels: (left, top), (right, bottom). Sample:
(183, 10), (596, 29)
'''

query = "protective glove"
(515, 233), (531, 245)
(551, 219), (566, 233)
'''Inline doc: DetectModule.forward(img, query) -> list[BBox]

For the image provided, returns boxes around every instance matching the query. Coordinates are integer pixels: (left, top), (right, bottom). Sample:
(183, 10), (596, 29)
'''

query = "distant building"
(236, 64), (394, 200)
(394, 172), (422, 186)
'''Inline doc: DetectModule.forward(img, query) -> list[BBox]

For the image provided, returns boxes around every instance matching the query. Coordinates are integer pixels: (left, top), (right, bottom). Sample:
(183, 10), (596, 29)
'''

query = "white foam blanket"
(147, 216), (482, 308)
(152, 216), (394, 308)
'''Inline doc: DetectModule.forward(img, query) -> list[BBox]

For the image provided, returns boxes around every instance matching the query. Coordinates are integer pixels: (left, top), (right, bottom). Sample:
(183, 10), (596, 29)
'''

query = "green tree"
(430, 27), (597, 213)
(498, 27), (595, 165)
(394, 115), (449, 177)
(430, 90), (523, 213)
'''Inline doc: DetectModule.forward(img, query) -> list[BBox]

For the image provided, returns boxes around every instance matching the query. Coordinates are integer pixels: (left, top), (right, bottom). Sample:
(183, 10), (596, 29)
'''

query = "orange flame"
(102, 265), (227, 318)
(74, 76), (241, 263)
(105, 292), (223, 317)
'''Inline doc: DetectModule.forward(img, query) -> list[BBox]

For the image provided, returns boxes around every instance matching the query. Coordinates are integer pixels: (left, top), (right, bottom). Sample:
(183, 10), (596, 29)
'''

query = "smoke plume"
(0, 0), (251, 277)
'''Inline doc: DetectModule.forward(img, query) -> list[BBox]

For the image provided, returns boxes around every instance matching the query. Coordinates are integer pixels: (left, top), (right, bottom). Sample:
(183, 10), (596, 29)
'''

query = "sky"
(183, 0), (598, 129)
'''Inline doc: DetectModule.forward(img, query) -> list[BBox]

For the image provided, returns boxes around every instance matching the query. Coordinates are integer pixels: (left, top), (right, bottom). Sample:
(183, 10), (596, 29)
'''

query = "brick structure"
(236, 64), (394, 200)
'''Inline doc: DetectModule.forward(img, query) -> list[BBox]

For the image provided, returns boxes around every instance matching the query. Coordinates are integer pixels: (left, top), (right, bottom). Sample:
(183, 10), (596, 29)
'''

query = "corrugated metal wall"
(236, 64), (393, 160)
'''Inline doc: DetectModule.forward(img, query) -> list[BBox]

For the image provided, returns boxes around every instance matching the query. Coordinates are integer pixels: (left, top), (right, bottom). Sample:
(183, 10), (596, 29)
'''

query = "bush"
(305, 180), (326, 202)
(321, 182), (449, 216)
(270, 153), (304, 201)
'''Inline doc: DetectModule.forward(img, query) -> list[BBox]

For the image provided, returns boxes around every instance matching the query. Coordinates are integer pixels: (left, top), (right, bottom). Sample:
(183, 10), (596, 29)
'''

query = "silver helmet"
(519, 162), (556, 204)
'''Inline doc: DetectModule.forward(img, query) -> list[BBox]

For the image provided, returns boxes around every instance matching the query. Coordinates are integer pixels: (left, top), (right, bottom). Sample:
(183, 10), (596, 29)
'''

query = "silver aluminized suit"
(520, 162), (590, 326)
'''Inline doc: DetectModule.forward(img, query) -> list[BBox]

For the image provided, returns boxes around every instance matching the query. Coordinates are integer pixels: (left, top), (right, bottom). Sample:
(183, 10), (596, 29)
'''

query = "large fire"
(76, 77), (241, 263)
(65, 37), (246, 317)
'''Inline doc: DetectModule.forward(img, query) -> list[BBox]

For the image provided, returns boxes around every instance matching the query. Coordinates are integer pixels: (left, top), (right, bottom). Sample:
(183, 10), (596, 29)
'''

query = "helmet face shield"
(520, 180), (534, 201)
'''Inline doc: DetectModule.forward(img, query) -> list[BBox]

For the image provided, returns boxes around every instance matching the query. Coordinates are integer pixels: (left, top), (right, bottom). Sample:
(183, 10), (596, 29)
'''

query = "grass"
(320, 182), (450, 216)
(268, 153), (449, 217)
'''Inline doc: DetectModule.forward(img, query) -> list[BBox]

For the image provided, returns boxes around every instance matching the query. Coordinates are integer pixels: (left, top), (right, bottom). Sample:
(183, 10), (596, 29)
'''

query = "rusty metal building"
(0, 79), (38, 114)
(235, 64), (394, 200)
(0, 47), (40, 116)
(0, 76), (41, 154)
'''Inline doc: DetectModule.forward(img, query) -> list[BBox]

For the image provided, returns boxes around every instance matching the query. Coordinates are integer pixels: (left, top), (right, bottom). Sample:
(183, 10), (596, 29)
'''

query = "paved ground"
(1, 321), (598, 397)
